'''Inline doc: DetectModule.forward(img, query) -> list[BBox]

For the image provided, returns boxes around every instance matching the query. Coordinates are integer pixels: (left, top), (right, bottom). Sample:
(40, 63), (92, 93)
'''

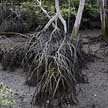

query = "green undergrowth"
(0, 83), (16, 108)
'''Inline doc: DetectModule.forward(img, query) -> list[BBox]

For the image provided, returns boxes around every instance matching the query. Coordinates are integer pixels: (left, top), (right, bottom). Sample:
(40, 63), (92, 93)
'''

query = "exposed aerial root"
(0, 35), (27, 71)
(21, 30), (87, 107)
(0, 29), (87, 107)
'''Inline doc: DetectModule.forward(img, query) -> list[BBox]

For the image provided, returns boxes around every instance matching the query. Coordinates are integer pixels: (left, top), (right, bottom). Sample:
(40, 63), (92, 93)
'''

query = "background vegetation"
(0, 0), (99, 32)
(0, 83), (16, 108)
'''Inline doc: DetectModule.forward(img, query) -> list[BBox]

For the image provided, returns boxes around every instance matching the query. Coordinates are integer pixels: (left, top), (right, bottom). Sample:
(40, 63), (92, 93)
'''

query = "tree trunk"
(55, 0), (67, 33)
(98, 0), (108, 40)
(98, 0), (106, 38)
(42, 0), (67, 33)
(71, 0), (85, 41)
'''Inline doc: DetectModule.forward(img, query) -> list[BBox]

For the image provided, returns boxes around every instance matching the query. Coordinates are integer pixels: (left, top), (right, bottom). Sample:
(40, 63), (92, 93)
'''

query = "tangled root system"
(0, 30), (87, 107)
(0, 36), (27, 71)
(22, 30), (87, 107)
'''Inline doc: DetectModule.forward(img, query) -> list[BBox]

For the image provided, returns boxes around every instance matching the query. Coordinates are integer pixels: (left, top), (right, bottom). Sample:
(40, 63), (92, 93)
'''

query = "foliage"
(46, 0), (98, 18)
(21, 1), (48, 25)
(84, 2), (99, 18)
(20, 0), (99, 23)
(0, 0), (99, 28)
(0, 83), (16, 108)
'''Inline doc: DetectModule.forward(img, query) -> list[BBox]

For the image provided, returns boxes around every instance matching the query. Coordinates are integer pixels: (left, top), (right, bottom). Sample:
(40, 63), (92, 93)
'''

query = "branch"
(55, 0), (67, 33)
(71, 0), (85, 41)
(36, 0), (67, 33)
(36, 0), (59, 30)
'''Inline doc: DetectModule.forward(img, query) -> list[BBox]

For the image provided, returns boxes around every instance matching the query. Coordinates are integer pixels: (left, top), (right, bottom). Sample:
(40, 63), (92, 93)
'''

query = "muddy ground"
(1, 29), (108, 108)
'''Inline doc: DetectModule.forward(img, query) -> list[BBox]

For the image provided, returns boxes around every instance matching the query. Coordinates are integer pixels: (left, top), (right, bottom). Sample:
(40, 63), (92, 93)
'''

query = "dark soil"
(1, 29), (108, 108)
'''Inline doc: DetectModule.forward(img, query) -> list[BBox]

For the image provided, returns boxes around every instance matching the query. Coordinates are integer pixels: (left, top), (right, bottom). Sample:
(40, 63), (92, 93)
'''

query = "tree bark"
(71, 0), (85, 41)
(98, 0), (108, 40)
(98, 0), (106, 38)
(54, 0), (67, 33)
(42, 0), (67, 33)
